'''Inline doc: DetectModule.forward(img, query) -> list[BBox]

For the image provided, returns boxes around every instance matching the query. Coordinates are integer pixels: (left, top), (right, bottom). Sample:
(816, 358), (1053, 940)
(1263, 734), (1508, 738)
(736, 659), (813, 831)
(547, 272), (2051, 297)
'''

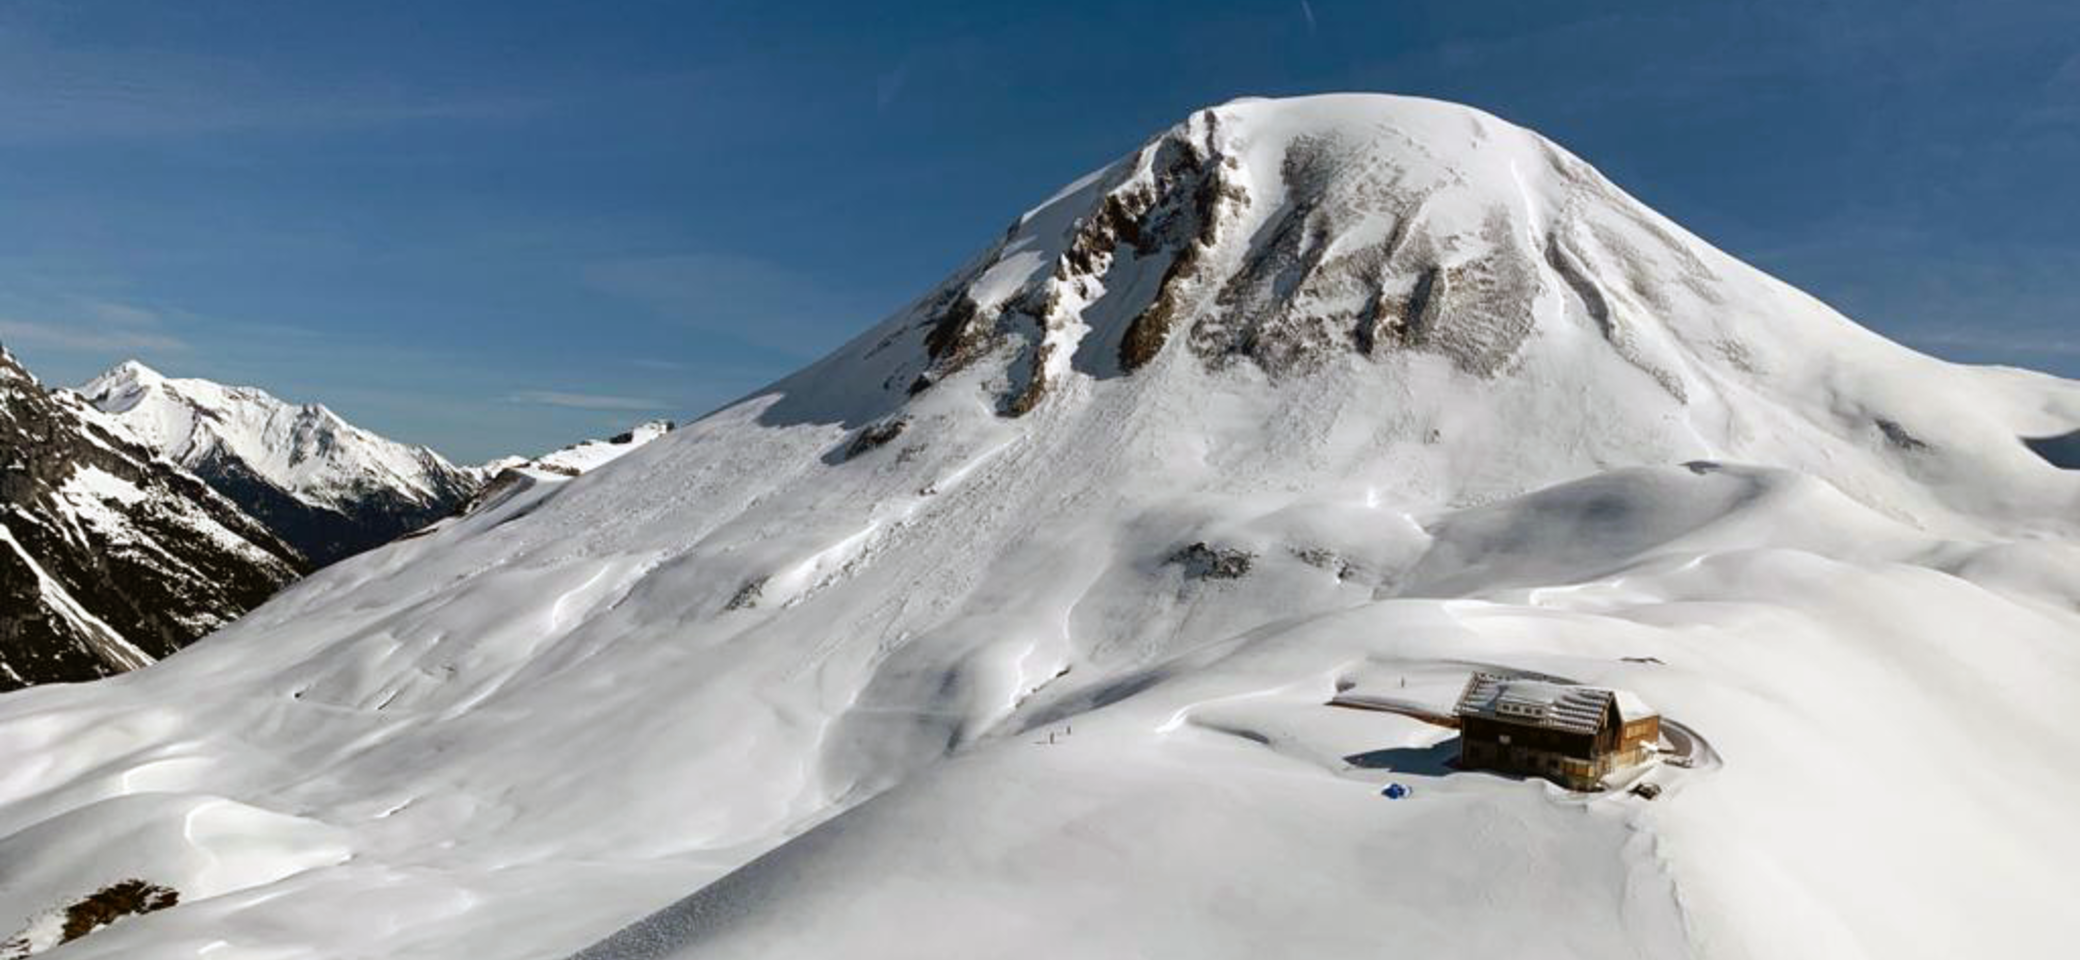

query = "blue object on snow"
(1383, 783), (1410, 799)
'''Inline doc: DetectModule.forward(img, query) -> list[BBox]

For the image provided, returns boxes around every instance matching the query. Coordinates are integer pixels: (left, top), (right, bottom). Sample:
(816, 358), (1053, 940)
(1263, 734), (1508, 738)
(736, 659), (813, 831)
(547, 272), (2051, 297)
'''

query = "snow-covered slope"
(480, 419), (676, 479)
(3, 94), (2079, 960)
(440, 420), (677, 547)
(0, 348), (302, 691)
(76, 362), (481, 566)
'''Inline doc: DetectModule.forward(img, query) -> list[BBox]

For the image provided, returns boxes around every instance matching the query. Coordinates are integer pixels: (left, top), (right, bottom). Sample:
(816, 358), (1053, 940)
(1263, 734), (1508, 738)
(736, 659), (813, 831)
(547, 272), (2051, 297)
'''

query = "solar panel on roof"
(1453, 671), (1639, 735)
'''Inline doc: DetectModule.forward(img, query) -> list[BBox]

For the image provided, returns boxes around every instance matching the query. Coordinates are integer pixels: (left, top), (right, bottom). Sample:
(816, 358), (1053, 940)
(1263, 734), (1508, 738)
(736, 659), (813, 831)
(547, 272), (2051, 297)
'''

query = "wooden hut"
(1452, 672), (1659, 790)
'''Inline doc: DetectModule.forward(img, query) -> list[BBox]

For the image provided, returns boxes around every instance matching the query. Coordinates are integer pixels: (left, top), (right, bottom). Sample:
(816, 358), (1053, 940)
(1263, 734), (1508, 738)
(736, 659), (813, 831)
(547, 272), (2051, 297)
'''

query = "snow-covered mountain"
(0, 347), (302, 691)
(3, 94), (2078, 960)
(76, 362), (482, 566)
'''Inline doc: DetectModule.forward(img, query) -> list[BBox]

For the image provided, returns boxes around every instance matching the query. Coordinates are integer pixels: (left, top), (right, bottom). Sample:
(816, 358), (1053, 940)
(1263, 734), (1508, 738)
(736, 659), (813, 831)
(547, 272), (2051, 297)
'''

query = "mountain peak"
(829, 91), (1755, 421)
(756, 92), (2060, 535)
(77, 359), (166, 413)
(0, 344), (32, 384)
(105, 358), (164, 382)
(74, 365), (483, 565)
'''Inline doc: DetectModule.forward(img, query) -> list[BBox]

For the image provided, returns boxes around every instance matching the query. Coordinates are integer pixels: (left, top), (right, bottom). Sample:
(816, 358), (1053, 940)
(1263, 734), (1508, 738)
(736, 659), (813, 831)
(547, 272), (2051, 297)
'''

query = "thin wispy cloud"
(0, 23), (551, 143)
(1299, 1), (1318, 35)
(506, 390), (664, 411)
(78, 298), (161, 326)
(582, 252), (865, 359)
(0, 318), (188, 354)
(0, 293), (189, 355)
(876, 59), (910, 112)
(2024, 51), (2080, 127)
(629, 358), (690, 371)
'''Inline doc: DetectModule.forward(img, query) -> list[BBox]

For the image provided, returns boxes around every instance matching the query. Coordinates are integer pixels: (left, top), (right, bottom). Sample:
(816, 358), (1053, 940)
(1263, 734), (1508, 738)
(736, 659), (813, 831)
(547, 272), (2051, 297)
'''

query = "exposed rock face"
(842, 418), (908, 461)
(0, 348), (303, 690)
(897, 110), (1249, 410)
(1169, 541), (1254, 580)
(0, 878), (180, 958)
(75, 362), (483, 567)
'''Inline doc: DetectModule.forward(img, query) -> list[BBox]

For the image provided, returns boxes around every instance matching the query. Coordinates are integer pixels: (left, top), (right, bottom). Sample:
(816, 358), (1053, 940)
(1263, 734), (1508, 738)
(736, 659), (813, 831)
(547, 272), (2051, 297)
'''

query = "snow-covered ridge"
(482, 419), (676, 479)
(0, 95), (2077, 960)
(79, 361), (475, 510)
(76, 362), (482, 566)
(429, 420), (677, 543)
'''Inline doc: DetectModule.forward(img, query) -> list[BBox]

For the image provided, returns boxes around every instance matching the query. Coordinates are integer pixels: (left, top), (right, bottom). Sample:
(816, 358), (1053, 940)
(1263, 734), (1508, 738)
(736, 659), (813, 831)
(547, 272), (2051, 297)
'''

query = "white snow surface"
(485, 420), (676, 479)
(3, 94), (2079, 960)
(76, 361), (473, 510)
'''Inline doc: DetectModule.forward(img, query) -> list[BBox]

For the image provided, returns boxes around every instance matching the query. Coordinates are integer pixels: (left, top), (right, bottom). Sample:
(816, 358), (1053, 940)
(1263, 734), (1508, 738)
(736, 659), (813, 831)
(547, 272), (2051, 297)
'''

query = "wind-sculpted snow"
(3, 95), (2080, 959)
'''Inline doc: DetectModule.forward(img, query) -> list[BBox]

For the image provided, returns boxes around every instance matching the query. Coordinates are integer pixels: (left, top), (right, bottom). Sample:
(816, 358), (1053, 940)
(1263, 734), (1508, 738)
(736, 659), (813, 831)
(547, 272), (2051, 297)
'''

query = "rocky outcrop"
(896, 109), (1249, 413)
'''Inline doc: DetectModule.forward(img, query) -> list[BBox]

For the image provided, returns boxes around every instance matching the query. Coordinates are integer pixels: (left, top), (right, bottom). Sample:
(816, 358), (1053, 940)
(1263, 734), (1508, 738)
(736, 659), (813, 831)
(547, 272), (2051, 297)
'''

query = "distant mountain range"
(0, 351), (673, 690)
(76, 361), (485, 567)
(0, 348), (302, 689)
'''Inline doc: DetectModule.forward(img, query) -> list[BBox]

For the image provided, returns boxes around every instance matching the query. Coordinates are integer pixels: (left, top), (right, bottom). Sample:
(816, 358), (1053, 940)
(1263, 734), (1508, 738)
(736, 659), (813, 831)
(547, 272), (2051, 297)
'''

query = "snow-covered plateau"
(3, 94), (2077, 960)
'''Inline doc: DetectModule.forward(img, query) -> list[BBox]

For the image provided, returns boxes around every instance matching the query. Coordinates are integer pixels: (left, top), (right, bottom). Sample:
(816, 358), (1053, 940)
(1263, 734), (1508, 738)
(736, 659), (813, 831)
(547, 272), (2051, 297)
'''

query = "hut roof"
(1452, 672), (1657, 734)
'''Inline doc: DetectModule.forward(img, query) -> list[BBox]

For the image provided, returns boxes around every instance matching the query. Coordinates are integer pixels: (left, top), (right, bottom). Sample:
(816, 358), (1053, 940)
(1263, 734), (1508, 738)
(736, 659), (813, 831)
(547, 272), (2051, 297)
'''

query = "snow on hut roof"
(1452, 672), (1657, 734)
(1612, 689), (1657, 723)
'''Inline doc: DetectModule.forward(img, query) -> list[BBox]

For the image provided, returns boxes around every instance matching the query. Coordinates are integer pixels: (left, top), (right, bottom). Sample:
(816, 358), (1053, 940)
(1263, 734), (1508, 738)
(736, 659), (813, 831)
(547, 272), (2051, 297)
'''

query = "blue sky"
(3, 0), (2075, 462)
